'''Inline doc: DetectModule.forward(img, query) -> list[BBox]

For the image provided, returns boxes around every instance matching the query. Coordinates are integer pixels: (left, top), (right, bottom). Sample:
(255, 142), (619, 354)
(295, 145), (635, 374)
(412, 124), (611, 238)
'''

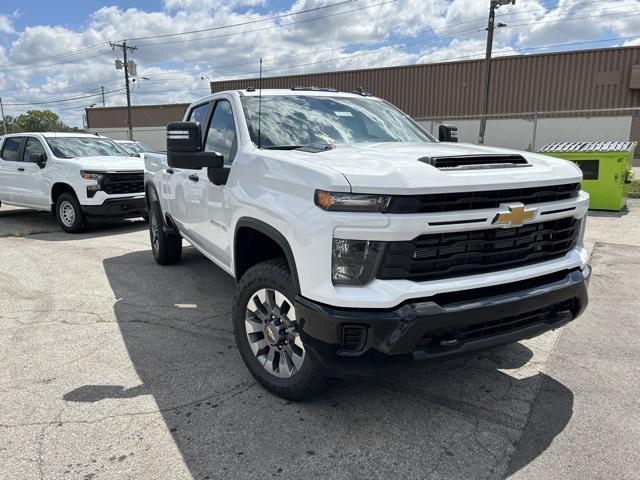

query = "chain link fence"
(417, 108), (640, 159)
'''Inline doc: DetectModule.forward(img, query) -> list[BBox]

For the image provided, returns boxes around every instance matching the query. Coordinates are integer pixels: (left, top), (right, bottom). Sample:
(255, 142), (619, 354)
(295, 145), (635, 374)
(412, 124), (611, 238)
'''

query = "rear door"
(12, 137), (50, 208)
(0, 137), (25, 204)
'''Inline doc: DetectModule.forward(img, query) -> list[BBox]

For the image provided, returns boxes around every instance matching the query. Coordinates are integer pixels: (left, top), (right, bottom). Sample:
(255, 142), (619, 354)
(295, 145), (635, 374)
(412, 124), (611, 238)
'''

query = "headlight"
(332, 239), (385, 285)
(315, 190), (391, 212)
(80, 171), (104, 182)
(81, 171), (104, 198)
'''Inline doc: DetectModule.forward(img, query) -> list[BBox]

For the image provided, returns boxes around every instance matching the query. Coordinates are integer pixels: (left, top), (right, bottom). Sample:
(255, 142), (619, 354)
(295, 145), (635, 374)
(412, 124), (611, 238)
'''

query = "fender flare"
(234, 217), (301, 293)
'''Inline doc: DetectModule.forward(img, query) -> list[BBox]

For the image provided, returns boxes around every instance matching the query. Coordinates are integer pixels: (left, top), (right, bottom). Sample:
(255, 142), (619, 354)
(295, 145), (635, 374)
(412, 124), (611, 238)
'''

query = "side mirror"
(30, 153), (47, 168)
(438, 124), (458, 142)
(166, 121), (223, 169)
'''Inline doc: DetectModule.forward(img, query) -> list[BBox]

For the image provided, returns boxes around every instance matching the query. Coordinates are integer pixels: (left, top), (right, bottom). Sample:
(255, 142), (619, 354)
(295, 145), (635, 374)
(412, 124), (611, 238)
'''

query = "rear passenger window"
(188, 103), (210, 126)
(1, 138), (23, 162)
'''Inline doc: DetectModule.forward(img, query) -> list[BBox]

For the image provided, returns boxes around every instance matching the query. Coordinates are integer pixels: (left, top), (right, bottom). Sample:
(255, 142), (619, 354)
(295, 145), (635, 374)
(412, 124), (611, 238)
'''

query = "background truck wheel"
(233, 258), (331, 401)
(149, 201), (182, 265)
(55, 192), (87, 233)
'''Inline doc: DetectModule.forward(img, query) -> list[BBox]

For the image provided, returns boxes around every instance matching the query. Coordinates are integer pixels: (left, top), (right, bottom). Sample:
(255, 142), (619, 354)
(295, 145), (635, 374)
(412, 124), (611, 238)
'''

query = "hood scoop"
(421, 154), (530, 171)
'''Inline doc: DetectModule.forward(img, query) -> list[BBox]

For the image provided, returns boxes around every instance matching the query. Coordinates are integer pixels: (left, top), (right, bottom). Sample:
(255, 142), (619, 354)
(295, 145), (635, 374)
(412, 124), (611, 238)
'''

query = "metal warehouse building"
(87, 45), (640, 152)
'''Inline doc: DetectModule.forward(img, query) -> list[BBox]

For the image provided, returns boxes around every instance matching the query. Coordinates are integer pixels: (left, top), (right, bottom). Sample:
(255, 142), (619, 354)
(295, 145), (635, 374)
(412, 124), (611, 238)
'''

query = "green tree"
(0, 115), (21, 134)
(16, 109), (60, 132)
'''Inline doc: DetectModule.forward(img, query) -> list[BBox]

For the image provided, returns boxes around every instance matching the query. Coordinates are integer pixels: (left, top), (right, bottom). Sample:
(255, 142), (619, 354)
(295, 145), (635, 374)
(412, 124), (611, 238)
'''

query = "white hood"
(65, 155), (144, 172)
(273, 142), (583, 194)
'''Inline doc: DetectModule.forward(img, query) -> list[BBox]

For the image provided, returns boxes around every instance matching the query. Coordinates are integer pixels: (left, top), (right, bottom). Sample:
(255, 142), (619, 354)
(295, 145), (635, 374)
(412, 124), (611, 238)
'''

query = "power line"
(125, 0), (356, 42)
(135, 0), (398, 48)
(2, 87), (125, 106)
(3, 42), (109, 68)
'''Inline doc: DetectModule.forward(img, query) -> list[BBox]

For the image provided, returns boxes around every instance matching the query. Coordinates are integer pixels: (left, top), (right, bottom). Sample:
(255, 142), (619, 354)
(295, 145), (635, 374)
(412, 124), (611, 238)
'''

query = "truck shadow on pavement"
(95, 248), (574, 480)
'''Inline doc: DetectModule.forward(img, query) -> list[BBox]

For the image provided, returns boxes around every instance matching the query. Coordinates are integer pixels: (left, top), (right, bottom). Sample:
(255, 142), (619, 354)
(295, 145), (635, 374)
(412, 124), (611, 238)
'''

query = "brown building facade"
(209, 46), (640, 118)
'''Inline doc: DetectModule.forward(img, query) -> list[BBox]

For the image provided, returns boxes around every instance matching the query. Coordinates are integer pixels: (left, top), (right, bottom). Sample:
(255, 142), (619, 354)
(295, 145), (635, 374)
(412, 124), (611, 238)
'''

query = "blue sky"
(0, 0), (638, 126)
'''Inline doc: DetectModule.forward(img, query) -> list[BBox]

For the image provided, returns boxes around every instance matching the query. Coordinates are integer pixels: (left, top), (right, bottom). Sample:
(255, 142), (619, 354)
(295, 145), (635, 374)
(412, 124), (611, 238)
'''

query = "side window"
(23, 138), (47, 162)
(204, 100), (237, 164)
(188, 102), (210, 126)
(1, 138), (23, 162)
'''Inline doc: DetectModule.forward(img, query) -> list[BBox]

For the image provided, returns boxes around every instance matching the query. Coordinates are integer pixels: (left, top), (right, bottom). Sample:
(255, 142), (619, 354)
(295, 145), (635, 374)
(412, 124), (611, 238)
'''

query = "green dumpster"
(538, 141), (636, 211)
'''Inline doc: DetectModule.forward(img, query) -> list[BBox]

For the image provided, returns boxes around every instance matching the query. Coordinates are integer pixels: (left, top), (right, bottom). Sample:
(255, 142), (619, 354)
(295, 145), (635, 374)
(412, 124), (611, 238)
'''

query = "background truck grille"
(378, 217), (580, 282)
(102, 172), (144, 195)
(385, 183), (580, 214)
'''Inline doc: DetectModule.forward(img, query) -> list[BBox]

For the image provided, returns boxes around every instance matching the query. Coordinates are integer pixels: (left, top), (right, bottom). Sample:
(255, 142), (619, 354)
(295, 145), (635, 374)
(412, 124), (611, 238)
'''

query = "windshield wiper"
(262, 143), (336, 152)
(262, 145), (303, 150)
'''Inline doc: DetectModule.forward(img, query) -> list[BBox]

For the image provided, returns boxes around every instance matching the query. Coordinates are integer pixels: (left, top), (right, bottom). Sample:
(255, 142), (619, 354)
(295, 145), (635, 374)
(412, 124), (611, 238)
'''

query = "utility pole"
(101, 86), (106, 107)
(109, 40), (137, 140)
(478, 0), (515, 145)
(0, 97), (6, 135)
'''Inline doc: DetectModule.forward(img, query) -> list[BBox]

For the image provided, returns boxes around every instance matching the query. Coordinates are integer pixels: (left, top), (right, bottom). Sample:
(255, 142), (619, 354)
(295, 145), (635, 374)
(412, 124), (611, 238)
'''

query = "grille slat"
(386, 183), (580, 214)
(378, 217), (580, 282)
(102, 172), (144, 195)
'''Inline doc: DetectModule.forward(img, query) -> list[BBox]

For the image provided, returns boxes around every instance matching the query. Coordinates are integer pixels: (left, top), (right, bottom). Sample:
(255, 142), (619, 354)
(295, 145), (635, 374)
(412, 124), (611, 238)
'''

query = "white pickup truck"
(0, 132), (146, 232)
(144, 88), (590, 400)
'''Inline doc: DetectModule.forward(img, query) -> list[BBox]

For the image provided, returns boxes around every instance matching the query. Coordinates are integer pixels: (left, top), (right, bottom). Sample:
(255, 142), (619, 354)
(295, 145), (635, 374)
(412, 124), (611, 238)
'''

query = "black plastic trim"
(234, 217), (300, 293)
(294, 267), (589, 378)
(81, 197), (147, 218)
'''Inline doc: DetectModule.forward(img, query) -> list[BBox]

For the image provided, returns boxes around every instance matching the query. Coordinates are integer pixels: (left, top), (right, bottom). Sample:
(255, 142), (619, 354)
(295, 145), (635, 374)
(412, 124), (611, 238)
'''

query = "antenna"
(258, 58), (263, 149)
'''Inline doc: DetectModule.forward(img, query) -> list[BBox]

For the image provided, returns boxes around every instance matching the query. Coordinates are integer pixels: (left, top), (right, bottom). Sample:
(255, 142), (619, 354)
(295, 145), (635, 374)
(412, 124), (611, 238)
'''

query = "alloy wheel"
(244, 288), (305, 378)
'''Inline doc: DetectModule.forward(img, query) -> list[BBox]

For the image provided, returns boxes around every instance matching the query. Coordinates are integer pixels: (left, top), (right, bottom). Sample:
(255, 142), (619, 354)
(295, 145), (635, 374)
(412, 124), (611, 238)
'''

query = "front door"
(12, 137), (50, 208)
(190, 98), (238, 268)
(167, 101), (212, 234)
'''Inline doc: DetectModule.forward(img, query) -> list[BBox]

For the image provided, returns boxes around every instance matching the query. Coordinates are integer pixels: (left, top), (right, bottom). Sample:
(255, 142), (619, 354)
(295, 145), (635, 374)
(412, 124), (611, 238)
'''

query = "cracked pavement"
(1, 204), (639, 480)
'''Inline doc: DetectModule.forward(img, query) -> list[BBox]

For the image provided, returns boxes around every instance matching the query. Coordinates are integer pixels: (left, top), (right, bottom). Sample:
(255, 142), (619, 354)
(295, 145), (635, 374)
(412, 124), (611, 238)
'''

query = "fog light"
(332, 238), (385, 285)
(86, 185), (100, 198)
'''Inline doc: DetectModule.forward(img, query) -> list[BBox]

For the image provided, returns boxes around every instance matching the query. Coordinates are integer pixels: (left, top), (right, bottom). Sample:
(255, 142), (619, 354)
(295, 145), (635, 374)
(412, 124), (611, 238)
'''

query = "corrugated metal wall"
(86, 103), (189, 129)
(210, 46), (640, 117)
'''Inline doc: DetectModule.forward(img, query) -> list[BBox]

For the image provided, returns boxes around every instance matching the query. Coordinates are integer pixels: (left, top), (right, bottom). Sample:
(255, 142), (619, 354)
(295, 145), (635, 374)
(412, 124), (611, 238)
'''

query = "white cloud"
(0, 12), (15, 34)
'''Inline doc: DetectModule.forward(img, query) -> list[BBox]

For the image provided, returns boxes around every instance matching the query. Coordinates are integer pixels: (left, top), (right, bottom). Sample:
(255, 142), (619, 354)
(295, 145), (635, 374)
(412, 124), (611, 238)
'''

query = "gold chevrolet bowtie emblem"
(493, 203), (537, 228)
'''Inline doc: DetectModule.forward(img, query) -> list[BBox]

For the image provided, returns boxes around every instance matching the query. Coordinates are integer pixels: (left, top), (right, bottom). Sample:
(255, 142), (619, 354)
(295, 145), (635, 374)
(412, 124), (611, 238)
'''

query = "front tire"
(55, 192), (87, 233)
(149, 201), (182, 265)
(233, 258), (331, 400)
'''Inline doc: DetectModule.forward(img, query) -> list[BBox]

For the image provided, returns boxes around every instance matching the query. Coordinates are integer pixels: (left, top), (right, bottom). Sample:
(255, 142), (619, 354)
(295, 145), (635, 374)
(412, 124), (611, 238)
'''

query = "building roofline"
(85, 102), (190, 112)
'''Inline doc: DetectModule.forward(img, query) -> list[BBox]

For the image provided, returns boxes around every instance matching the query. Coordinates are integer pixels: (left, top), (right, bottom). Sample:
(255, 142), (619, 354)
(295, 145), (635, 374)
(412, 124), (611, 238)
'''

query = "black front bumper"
(296, 267), (590, 378)
(81, 196), (147, 219)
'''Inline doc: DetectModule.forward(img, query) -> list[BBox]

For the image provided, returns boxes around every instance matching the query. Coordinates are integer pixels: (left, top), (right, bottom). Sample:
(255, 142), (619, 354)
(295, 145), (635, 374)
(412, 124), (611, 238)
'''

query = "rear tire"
(149, 201), (182, 265)
(233, 258), (331, 400)
(55, 192), (87, 233)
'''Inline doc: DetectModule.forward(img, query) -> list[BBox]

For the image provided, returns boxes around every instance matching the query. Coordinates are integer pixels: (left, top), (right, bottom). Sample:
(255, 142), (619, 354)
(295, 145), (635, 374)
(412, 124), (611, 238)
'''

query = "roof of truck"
(4, 132), (104, 138)
(200, 88), (378, 101)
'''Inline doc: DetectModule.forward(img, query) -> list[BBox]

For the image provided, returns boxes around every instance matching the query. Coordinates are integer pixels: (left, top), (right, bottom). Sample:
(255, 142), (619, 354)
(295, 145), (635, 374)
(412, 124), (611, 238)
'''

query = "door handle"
(165, 168), (174, 174)
(188, 174), (199, 182)
(17, 167), (25, 172)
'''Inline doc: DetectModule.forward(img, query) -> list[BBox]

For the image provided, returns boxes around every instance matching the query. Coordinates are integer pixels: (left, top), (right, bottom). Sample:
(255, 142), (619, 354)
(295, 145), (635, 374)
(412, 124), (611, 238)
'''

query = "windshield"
(46, 137), (129, 158)
(240, 95), (433, 148)
(119, 142), (152, 154)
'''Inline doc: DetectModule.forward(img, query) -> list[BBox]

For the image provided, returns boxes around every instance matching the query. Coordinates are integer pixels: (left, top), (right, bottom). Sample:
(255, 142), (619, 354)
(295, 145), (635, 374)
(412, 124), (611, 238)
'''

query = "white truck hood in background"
(67, 155), (144, 171)
(282, 142), (583, 194)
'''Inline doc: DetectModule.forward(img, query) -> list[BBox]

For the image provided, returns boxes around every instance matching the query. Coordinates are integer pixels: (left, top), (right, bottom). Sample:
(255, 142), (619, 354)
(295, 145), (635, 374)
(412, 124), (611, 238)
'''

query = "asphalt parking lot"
(1, 203), (639, 480)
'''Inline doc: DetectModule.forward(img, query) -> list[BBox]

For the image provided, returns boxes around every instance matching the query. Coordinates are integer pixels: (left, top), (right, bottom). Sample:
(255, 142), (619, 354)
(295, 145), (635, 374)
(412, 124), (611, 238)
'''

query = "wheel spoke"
(264, 348), (277, 374)
(288, 346), (304, 371)
(279, 350), (293, 377)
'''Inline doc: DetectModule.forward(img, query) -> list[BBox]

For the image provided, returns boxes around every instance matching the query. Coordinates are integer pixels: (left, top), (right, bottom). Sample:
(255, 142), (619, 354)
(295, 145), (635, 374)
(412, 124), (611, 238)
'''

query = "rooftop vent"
(422, 154), (530, 170)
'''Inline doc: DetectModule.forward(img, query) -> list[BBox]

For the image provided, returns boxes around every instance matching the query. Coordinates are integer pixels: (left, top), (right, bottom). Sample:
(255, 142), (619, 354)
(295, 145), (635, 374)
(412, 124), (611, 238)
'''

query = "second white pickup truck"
(0, 132), (146, 232)
(144, 88), (591, 400)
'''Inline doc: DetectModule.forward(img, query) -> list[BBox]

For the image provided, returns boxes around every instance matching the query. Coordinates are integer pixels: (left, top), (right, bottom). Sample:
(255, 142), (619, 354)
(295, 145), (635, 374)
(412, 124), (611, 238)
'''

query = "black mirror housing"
(30, 152), (46, 167)
(438, 124), (458, 142)
(166, 121), (224, 169)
